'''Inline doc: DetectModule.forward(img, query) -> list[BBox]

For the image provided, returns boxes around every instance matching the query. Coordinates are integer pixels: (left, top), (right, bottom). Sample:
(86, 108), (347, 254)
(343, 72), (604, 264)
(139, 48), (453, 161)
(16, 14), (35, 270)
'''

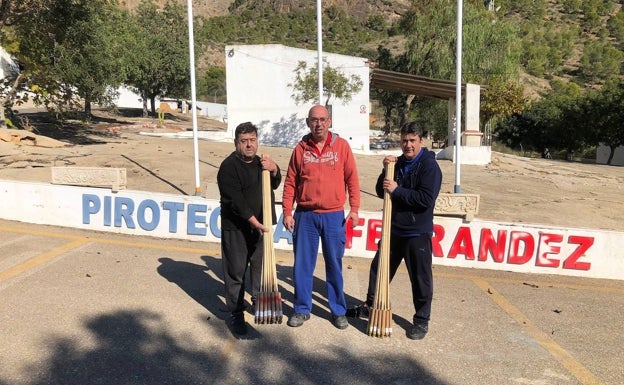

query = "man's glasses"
(308, 117), (329, 124)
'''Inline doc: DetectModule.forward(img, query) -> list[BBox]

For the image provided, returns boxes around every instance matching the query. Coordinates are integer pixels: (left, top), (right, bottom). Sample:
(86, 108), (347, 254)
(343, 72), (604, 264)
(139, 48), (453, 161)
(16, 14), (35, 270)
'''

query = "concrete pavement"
(1, 218), (623, 385)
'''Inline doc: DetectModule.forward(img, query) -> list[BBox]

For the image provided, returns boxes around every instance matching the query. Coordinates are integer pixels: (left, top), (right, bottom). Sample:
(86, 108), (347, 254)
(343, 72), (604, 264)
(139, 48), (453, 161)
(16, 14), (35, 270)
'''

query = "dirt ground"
(1, 108), (623, 233)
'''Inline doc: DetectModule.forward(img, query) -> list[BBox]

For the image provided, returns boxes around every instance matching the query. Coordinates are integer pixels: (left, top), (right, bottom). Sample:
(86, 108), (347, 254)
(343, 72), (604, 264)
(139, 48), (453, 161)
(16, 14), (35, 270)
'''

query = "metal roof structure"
(370, 68), (468, 99)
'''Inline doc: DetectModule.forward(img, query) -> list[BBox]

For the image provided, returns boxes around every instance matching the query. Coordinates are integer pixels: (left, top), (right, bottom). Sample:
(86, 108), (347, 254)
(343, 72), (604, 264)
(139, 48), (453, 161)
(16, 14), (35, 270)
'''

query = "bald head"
(306, 105), (332, 143)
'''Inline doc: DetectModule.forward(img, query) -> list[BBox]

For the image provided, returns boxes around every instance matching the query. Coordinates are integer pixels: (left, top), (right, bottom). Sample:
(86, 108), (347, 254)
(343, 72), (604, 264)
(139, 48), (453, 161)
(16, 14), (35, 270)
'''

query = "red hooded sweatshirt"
(282, 132), (360, 217)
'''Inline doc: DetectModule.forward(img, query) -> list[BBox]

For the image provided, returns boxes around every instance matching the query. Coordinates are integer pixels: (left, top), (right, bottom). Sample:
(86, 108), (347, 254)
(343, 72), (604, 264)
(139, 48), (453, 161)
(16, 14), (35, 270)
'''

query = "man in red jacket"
(282, 105), (360, 330)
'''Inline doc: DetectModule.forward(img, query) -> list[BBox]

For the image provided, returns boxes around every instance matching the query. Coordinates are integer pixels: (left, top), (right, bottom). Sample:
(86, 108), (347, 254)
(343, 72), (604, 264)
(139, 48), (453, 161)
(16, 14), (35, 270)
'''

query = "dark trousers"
(366, 234), (433, 324)
(221, 228), (262, 314)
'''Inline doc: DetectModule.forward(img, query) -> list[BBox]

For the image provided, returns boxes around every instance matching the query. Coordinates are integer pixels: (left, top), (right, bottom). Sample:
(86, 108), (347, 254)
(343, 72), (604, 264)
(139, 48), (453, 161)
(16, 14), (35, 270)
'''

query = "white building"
(225, 44), (371, 150)
(596, 144), (624, 166)
(0, 46), (17, 80)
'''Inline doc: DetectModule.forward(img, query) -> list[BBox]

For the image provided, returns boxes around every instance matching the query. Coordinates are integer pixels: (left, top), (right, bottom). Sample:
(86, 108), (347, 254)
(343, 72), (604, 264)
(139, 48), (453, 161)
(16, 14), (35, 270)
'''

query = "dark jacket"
(217, 152), (282, 232)
(375, 148), (442, 236)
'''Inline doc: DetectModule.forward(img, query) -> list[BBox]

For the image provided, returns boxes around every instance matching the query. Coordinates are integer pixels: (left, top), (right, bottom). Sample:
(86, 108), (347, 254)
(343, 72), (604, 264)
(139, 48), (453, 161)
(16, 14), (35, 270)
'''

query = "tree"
(495, 81), (586, 158)
(9, 0), (130, 118)
(393, 0), (521, 125)
(0, 0), (46, 27)
(125, 0), (190, 117)
(580, 40), (623, 84)
(587, 80), (624, 165)
(480, 77), (528, 133)
(0, 0), (48, 127)
(370, 45), (409, 132)
(54, 1), (130, 116)
(198, 66), (226, 103)
(289, 58), (363, 107)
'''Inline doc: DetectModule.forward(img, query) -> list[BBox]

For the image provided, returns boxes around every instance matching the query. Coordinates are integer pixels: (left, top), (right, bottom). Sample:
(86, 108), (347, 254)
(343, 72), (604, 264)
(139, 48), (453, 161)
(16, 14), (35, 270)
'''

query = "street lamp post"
(186, 0), (201, 196)
(454, 0), (463, 194)
(316, 0), (323, 105)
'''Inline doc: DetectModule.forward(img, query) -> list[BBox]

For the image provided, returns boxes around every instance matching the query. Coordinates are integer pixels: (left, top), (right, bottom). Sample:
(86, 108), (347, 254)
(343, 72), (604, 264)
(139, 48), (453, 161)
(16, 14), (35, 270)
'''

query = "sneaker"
(331, 315), (349, 330)
(345, 303), (370, 319)
(287, 313), (310, 327)
(407, 323), (428, 340)
(230, 312), (248, 335)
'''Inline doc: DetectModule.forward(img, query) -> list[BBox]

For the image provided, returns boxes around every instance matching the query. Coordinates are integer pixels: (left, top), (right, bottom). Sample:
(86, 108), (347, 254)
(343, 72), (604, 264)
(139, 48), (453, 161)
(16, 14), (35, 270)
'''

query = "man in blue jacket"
(347, 121), (442, 340)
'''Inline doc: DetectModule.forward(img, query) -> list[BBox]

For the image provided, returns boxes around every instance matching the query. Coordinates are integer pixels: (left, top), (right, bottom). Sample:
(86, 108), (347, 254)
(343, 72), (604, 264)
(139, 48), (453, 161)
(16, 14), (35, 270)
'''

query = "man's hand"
(346, 210), (359, 228)
(383, 178), (398, 194)
(283, 215), (295, 232)
(261, 156), (279, 175)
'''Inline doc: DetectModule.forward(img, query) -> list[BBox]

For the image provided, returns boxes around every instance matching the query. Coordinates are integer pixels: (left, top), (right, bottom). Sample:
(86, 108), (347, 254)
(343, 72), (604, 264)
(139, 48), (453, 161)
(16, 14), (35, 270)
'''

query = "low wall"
(596, 143), (624, 166)
(1, 180), (622, 281)
(436, 145), (492, 165)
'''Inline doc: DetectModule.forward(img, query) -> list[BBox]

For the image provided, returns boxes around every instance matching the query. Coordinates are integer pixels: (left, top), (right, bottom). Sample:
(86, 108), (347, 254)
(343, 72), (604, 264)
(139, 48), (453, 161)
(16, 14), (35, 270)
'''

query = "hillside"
(119, 0), (623, 99)
(121, 0), (233, 17)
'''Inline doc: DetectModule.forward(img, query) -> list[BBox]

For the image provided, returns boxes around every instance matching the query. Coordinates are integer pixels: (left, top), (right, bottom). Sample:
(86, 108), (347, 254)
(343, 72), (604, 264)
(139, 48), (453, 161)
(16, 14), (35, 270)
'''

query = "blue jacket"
(375, 148), (442, 236)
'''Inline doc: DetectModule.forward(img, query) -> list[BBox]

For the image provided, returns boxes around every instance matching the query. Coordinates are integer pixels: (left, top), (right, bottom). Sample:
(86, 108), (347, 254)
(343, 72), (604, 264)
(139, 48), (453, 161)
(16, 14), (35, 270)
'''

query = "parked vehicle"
(370, 139), (391, 150)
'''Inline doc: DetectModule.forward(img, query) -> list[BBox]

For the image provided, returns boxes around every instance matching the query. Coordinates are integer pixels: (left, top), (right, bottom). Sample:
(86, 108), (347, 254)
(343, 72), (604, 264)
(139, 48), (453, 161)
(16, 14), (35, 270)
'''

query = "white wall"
(113, 87), (227, 123)
(0, 46), (18, 81)
(114, 85), (144, 109)
(2, 179), (623, 281)
(596, 143), (624, 166)
(225, 44), (371, 150)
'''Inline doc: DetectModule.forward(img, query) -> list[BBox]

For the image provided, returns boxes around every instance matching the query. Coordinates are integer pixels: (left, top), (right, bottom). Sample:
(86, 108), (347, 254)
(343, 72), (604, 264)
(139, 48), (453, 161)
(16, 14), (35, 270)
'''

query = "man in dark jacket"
(347, 121), (442, 340)
(217, 122), (282, 335)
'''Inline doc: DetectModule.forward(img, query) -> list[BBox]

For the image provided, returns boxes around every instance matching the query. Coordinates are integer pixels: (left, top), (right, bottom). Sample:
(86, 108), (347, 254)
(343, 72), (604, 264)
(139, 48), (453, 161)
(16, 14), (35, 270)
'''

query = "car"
(370, 139), (390, 150)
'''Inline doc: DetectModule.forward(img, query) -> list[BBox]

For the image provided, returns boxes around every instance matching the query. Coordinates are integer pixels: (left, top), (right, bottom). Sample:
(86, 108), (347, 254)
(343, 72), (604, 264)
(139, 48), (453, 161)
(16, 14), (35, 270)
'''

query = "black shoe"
(345, 303), (370, 319)
(230, 312), (248, 335)
(407, 323), (428, 340)
(247, 299), (256, 315)
(331, 315), (349, 330)
(287, 313), (310, 327)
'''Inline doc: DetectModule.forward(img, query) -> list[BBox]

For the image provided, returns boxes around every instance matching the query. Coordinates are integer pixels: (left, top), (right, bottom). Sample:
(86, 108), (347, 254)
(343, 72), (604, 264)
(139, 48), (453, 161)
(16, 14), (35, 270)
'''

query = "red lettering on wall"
(432, 224), (445, 257)
(536, 232), (563, 268)
(367, 219), (382, 251)
(448, 226), (476, 260)
(478, 228), (507, 262)
(563, 235), (594, 270)
(507, 231), (535, 264)
(345, 217), (364, 249)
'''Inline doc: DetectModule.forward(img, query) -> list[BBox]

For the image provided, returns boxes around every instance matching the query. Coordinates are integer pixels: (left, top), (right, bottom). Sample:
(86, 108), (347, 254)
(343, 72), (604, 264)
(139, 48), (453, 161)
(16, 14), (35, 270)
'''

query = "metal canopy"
(370, 68), (466, 100)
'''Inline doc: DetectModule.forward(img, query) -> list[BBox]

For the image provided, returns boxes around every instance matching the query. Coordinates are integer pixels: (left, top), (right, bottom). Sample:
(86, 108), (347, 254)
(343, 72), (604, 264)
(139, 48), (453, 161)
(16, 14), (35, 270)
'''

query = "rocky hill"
(121, 0), (410, 20)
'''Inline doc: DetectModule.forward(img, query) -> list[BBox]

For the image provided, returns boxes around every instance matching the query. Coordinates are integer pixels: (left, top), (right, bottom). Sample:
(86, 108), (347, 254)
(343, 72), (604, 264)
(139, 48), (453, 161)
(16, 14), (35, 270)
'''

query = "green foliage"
(520, 22), (580, 76)
(9, 0), (129, 117)
(198, 66), (226, 103)
(370, 45), (408, 130)
(289, 59), (363, 107)
(501, 0), (547, 21)
(124, 0), (190, 116)
(580, 40), (624, 83)
(480, 77), (528, 131)
(584, 79), (624, 164)
(495, 81), (594, 159)
(399, 2), (456, 79)
(607, 9), (624, 43)
(196, 6), (384, 59)
(4, 0), (624, 159)
(410, 97), (448, 141)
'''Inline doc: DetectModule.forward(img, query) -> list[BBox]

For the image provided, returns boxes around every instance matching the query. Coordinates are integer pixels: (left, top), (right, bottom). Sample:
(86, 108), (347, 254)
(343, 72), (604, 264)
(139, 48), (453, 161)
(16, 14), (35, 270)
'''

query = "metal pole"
(187, 0), (201, 196)
(316, 0), (323, 105)
(454, 0), (462, 194)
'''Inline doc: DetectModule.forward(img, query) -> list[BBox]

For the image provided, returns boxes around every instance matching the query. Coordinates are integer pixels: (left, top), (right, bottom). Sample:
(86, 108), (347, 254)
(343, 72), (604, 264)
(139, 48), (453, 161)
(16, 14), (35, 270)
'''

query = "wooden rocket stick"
(367, 160), (395, 337)
(255, 159), (283, 324)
